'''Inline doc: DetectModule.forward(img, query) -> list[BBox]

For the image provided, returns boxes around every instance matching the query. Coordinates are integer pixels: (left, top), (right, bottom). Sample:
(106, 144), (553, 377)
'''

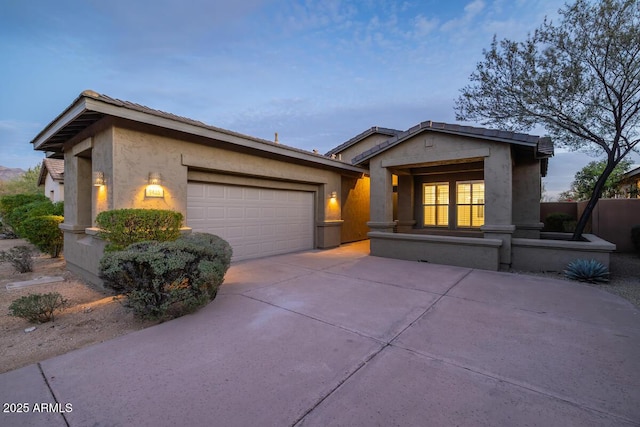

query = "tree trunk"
(571, 159), (617, 240)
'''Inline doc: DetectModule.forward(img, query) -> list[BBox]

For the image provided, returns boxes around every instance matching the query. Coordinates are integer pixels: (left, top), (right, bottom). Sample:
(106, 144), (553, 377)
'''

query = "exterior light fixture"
(145, 172), (164, 198)
(330, 191), (337, 199)
(148, 172), (162, 185)
(93, 171), (105, 187)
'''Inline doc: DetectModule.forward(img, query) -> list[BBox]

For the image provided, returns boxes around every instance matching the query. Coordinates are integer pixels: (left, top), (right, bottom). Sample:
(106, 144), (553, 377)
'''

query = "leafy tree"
(559, 159), (632, 201)
(455, 0), (640, 240)
(0, 164), (42, 196)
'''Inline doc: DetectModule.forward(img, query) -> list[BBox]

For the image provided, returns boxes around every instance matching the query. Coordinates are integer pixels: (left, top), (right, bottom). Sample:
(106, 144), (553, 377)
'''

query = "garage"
(187, 182), (315, 261)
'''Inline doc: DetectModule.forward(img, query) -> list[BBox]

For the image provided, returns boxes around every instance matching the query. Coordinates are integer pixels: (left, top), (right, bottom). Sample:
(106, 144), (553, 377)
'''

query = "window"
(456, 181), (484, 228)
(423, 182), (449, 226)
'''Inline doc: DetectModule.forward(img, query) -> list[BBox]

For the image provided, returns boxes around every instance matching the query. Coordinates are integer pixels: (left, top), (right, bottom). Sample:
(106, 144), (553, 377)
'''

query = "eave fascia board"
(31, 98), (88, 151)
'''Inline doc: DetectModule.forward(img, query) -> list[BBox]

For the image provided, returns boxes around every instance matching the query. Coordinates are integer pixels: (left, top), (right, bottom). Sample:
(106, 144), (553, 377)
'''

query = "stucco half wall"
(368, 231), (502, 270)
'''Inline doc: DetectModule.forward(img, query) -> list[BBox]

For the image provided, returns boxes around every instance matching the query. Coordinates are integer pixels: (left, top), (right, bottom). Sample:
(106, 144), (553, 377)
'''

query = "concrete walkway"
(1, 241), (639, 426)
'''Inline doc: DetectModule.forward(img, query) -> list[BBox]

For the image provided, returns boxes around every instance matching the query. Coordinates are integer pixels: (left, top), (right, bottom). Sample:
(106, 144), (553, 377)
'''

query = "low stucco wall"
(61, 229), (107, 287)
(511, 234), (615, 272)
(540, 202), (578, 225)
(368, 231), (502, 270)
(541, 200), (640, 251)
(585, 198), (640, 252)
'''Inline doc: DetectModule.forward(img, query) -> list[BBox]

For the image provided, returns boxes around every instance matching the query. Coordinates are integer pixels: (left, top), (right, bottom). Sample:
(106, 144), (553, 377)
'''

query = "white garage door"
(187, 182), (314, 261)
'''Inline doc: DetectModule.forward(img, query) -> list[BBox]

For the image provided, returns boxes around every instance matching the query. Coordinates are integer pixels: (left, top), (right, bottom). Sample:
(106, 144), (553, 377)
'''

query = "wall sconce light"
(330, 191), (337, 199)
(145, 172), (164, 198)
(93, 171), (105, 187)
(148, 172), (162, 185)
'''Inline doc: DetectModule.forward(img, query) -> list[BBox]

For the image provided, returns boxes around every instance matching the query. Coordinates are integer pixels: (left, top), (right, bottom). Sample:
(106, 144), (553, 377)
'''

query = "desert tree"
(455, 0), (640, 239)
(559, 158), (632, 201)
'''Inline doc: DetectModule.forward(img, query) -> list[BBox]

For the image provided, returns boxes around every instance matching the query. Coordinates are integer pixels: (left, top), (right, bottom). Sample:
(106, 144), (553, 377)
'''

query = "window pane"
(424, 185), (436, 204)
(472, 205), (485, 226)
(457, 183), (471, 204)
(424, 206), (436, 226)
(457, 206), (470, 227)
(437, 206), (449, 226)
(472, 182), (484, 204)
(437, 185), (449, 204)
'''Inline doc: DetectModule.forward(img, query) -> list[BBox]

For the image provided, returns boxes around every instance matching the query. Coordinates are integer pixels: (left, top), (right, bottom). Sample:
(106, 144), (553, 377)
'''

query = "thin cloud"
(412, 14), (439, 38)
(441, 0), (486, 32)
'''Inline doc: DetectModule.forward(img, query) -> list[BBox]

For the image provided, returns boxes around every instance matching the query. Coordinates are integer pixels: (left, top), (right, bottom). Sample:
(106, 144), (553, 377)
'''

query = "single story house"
(38, 158), (65, 202)
(31, 90), (612, 286)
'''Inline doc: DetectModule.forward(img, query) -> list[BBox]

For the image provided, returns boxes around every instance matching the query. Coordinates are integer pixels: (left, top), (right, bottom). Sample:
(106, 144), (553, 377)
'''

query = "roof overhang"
(31, 90), (367, 175)
(352, 121), (554, 166)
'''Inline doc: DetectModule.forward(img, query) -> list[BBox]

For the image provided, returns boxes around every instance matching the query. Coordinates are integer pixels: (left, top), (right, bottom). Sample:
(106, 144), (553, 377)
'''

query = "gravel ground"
(518, 252), (640, 308)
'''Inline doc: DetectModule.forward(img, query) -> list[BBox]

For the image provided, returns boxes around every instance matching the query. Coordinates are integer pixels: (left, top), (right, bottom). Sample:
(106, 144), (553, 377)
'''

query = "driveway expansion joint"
(38, 363), (70, 427)
(239, 293), (387, 344)
(292, 343), (390, 427)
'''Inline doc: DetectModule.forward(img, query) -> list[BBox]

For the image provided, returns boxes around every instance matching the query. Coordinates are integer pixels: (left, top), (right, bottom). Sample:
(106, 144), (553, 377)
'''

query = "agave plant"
(564, 259), (610, 283)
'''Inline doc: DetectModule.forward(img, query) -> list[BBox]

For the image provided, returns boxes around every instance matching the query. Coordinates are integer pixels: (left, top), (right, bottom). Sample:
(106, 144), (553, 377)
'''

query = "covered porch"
(353, 122), (551, 271)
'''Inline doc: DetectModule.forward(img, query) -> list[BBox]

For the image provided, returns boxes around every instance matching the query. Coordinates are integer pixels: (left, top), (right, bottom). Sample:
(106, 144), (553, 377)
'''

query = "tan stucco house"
(31, 90), (613, 286)
(38, 158), (64, 202)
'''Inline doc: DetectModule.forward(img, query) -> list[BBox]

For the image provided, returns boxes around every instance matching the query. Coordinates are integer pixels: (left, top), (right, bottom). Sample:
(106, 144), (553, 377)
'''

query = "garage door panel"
(206, 185), (225, 198)
(206, 207), (224, 219)
(187, 182), (314, 261)
(188, 184), (204, 198)
(245, 207), (260, 219)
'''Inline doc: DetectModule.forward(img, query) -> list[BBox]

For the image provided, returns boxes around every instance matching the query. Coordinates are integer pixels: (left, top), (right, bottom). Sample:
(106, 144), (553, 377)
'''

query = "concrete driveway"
(1, 241), (639, 426)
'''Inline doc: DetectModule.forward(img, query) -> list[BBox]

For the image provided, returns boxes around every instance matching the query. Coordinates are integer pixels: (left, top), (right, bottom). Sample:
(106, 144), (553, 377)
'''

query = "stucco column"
(61, 154), (92, 229)
(396, 174), (415, 233)
(512, 158), (544, 238)
(367, 160), (395, 232)
(481, 146), (515, 268)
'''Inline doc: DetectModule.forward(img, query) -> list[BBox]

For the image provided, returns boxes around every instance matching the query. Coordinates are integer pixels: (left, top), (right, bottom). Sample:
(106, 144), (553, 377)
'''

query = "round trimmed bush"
(96, 208), (183, 252)
(99, 233), (232, 319)
(20, 215), (64, 258)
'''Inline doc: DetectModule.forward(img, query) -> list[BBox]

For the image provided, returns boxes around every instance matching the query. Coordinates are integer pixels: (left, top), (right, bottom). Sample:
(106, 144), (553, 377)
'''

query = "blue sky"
(1, 0), (637, 199)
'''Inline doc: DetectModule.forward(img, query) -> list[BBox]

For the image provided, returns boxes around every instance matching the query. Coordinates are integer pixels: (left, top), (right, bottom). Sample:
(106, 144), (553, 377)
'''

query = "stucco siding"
(337, 134), (396, 164)
(340, 175), (370, 243)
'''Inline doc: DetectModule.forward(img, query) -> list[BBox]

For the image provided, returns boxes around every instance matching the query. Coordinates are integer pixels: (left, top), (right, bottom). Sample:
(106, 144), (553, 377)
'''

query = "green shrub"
(8, 200), (63, 237)
(9, 292), (67, 323)
(96, 209), (183, 252)
(0, 245), (34, 273)
(564, 259), (610, 283)
(99, 233), (232, 319)
(0, 193), (48, 233)
(544, 212), (575, 232)
(20, 215), (64, 258)
(631, 225), (640, 253)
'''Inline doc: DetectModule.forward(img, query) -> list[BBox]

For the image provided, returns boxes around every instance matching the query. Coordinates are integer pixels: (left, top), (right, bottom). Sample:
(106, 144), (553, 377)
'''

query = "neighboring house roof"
(623, 165), (640, 180)
(31, 90), (366, 175)
(37, 158), (64, 186)
(351, 120), (554, 166)
(325, 126), (402, 157)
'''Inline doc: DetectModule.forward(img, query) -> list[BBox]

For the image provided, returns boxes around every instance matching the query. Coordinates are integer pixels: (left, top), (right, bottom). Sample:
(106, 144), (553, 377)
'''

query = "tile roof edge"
(325, 126), (402, 156)
(352, 121), (550, 165)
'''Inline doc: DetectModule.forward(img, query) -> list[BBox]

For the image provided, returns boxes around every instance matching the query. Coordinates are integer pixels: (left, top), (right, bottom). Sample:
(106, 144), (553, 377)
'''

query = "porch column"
(367, 160), (395, 233)
(512, 158), (544, 238)
(481, 146), (515, 268)
(396, 174), (416, 233)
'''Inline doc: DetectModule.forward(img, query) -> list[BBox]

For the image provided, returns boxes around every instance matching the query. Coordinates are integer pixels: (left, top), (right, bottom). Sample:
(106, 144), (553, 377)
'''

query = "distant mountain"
(0, 166), (25, 181)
